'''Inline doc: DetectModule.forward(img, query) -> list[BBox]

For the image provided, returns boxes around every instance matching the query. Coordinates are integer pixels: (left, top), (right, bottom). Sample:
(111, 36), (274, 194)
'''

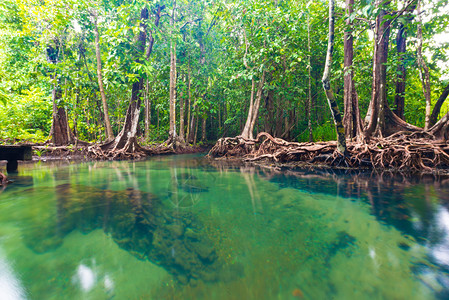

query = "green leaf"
(0, 89), (9, 105)
(362, 5), (371, 17)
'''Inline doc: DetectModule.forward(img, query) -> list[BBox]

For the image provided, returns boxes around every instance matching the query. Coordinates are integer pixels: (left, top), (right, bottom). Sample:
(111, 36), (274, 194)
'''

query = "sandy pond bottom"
(0, 154), (448, 299)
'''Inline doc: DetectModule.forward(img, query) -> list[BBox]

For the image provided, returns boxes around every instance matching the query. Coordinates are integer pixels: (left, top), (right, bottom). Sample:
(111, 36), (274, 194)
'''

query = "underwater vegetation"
(21, 183), (241, 284)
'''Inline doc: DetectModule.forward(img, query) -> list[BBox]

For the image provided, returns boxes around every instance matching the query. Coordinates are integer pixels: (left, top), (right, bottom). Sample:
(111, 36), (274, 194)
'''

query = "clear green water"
(1, 154), (449, 299)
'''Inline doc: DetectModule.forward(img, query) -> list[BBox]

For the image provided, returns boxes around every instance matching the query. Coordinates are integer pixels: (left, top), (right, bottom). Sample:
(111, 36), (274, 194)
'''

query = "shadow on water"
(1, 175), (34, 190)
(21, 183), (243, 285)
(254, 168), (449, 238)
(3, 156), (449, 298)
(223, 165), (449, 299)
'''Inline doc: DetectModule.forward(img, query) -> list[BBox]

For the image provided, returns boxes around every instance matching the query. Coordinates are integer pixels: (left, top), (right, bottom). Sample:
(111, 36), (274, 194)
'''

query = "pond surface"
(1, 154), (449, 299)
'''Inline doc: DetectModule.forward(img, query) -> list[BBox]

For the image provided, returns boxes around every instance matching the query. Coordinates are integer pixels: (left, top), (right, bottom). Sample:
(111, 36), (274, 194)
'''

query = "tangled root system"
(208, 132), (449, 173)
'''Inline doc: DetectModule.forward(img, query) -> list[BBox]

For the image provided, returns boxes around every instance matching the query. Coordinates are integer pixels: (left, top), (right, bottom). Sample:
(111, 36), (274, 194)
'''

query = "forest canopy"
(0, 0), (448, 148)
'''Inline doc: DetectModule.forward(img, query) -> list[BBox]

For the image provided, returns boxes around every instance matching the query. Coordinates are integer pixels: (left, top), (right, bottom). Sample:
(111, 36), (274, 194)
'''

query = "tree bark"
(194, 107), (199, 144)
(186, 64), (192, 142)
(241, 78), (255, 139)
(429, 82), (449, 126)
(168, 1), (178, 143)
(363, 0), (423, 138)
(275, 94), (282, 137)
(393, 0), (418, 119)
(307, 14), (313, 142)
(93, 13), (114, 141)
(429, 110), (449, 140)
(417, 0), (432, 130)
(343, 0), (362, 140)
(52, 90), (73, 146)
(157, 106), (160, 132)
(101, 6), (163, 153)
(169, 42), (177, 139)
(264, 90), (274, 135)
(249, 71), (266, 137)
(202, 115), (207, 141)
(188, 111), (196, 144)
(144, 78), (151, 141)
(241, 71), (266, 139)
(47, 44), (76, 146)
(179, 75), (185, 142)
(322, 0), (346, 154)
(73, 87), (79, 136)
(364, 0), (392, 137)
(362, 0), (422, 138)
(188, 95), (200, 144)
(393, 23), (407, 120)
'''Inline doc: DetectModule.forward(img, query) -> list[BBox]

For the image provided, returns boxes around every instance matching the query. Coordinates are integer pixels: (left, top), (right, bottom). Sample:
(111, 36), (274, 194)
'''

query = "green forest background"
(0, 0), (448, 144)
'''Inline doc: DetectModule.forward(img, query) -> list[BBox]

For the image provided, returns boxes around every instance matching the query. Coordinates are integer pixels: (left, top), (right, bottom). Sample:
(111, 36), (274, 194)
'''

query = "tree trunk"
(264, 90), (274, 135)
(188, 94), (199, 144)
(144, 78), (151, 141)
(393, 0), (418, 120)
(364, 0), (391, 137)
(189, 112), (195, 144)
(281, 109), (295, 140)
(307, 14), (313, 142)
(169, 40), (177, 140)
(157, 106), (160, 132)
(202, 115), (207, 141)
(73, 87), (79, 136)
(363, 0), (421, 138)
(84, 100), (90, 139)
(168, 1), (178, 143)
(179, 76), (185, 142)
(343, 0), (362, 140)
(394, 23), (407, 120)
(322, 0), (346, 154)
(93, 14), (114, 141)
(363, 0), (418, 137)
(275, 94), (282, 137)
(241, 71), (266, 139)
(186, 65), (192, 142)
(249, 71), (266, 136)
(429, 110), (449, 140)
(194, 107), (199, 145)
(241, 78), (255, 139)
(101, 6), (163, 153)
(429, 82), (449, 126)
(417, 0), (432, 130)
(47, 44), (76, 146)
(218, 101), (222, 132)
(52, 90), (73, 146)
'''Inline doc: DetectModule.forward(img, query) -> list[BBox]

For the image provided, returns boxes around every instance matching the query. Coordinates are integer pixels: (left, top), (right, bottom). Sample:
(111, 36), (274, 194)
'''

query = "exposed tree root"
(164, 135), (187, 152)
(33, 139), (206, 161)
(208, 132), (449, 173)
(0, 171), (11, 186)
(34, 145), (88, 158)
(87, 137), (175, 160)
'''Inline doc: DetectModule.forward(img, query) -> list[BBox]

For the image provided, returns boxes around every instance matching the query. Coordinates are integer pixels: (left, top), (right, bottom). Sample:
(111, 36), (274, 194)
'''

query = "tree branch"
(378, 0), (417, 44)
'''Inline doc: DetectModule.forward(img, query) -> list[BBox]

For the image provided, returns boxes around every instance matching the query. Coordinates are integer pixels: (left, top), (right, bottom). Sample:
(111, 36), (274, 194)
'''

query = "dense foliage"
(0, 0), (448, 144)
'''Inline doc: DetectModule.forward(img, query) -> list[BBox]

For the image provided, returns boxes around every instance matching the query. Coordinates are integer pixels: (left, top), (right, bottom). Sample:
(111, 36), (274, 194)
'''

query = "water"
(1, 154), (449, 299)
